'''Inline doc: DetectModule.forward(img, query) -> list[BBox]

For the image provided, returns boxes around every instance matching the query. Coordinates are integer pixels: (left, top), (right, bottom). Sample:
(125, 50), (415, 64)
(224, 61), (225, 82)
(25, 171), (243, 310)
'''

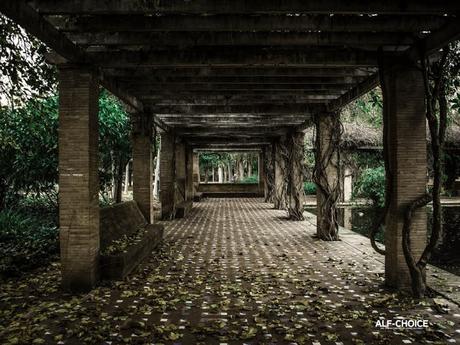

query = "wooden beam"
(328, 74), (379, 111)
(31, 1), (460, 15)
(127, 84), (351, 93)
(150, 104), (322, 115)
(0, 1), (146, 114)
(176, 126), (290, 136)
(69, 31), (416, 47)
(86, 48), (379, 67)
(104, 67), (377, 78)
(0, 1), (85, 62)
(407, 18), (460, 61)
(48, 14), (448, 33)
(142, 94), (337, 101)
(107, 76), (364, 85)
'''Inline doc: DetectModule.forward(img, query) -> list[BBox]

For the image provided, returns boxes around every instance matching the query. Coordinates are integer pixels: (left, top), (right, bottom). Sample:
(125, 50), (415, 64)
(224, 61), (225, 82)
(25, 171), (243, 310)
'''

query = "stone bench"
(99, 201), (163, 280)
(175, 200), (193, 218)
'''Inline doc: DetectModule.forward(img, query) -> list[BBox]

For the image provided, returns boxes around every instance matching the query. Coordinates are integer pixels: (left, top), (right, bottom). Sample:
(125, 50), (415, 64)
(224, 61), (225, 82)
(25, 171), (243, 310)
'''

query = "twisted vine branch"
(284, 131), (306, 220)
(313, 113), (343, 240)
(402, 46), (449, 298)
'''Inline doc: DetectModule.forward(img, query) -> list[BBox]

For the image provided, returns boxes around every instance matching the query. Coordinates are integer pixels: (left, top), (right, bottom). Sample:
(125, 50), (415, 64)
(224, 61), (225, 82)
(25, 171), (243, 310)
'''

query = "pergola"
(1, 1), (459, 292)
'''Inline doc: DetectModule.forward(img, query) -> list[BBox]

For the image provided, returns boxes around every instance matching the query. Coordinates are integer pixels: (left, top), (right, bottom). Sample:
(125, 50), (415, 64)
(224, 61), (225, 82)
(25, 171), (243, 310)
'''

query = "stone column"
(218, 166), (224, 183)
(383, 59), (427, 289)
(315, 112), (340, 240)
(185, 146), (194, 201)
(175, 141), (186, 204)
(192, 152), (200, 194)
(58, 66), (99, 292)
(286, 131), (305, 220)
(273, 138), (286, 209)
(160, 132), (176, 219)
(258, 151), (266, 197)
(132, 114), (154, 223)
(343, 166), (353, 229)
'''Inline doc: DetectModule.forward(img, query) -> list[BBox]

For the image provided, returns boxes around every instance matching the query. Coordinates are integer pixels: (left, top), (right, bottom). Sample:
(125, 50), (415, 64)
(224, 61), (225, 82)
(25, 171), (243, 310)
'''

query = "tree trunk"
(228, 162), (233, 182)
(153, 145), (161, 199)
(124, 161), (130, 194)
(114, 159), (124, 203)
(238, 160), (244, 181)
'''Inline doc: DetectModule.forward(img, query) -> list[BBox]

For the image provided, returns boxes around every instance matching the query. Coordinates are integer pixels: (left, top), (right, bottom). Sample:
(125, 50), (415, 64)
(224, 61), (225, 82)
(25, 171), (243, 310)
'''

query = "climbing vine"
(402, 47), (450, 298)
(312, 113), (342, 240)
(263, 146), (275, 203)
(284, 131), (306, 221)
(368, 51), (394, 256)
(273, 139), (287, 209)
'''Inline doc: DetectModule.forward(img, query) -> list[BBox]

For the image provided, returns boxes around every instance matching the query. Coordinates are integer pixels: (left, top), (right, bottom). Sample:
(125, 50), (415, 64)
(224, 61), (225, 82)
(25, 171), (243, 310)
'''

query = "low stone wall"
(198, 183), (263, 197)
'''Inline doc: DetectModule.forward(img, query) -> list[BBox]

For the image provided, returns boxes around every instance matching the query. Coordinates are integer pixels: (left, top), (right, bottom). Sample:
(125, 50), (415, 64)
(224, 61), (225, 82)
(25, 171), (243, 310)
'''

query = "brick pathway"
(1, 198), (459, 345)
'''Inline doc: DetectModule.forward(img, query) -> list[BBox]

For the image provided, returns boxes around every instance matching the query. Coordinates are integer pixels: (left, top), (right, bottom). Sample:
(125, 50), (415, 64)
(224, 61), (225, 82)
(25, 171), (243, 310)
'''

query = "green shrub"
(0, 197), (58, 276)
(304, 182), (317, 195)
(241, 175), (259, 184)
(352, 166), (385, 207)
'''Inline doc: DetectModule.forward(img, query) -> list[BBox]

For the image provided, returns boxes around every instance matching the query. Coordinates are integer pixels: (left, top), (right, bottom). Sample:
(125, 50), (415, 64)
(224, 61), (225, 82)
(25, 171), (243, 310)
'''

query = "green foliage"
(98, 90), (132, 197)
(0, 14), (56, 105)
(240, 175), (258, 184)
(0, 97), (58, 206)
(0, 91), (132, 207)
(303, 182), (316, 195)
(352, 166), (385, 208)
(0, 197), (58, 276)
(342, 88), (383, 128)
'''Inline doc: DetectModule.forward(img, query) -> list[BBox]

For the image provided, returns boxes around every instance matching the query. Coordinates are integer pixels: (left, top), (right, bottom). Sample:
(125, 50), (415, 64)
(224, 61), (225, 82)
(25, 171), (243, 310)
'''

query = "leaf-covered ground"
(0, 198), (459, 345)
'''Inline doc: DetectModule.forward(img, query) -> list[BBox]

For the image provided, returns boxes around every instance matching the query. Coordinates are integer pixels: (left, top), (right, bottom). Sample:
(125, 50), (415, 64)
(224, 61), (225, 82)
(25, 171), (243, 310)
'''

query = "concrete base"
(99, 201), (164, 280)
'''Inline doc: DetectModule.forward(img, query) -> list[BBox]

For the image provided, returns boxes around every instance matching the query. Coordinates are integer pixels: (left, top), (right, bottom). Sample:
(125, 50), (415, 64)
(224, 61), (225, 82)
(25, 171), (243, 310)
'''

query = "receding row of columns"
(58, 57), (427, 293)
(260, 58), (428, 290)
(58, 66), (201, 291)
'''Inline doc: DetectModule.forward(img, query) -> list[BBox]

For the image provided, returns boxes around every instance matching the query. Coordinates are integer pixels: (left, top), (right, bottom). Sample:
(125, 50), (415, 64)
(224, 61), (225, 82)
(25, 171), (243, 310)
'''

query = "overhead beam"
(150, 104), (322, 115)
(0, 1), (145, 114)
(107, 76), (364, 85)
(144, 95), (337, 105)
(328, 74), (379, 111)
(48, 14), (448, 33)
(127, 84), (351, 93)
(69, 31), (416, 47)
(104, 67), (377, 78)
(31, 0), (460, 15)
(86, 48), (379, 67)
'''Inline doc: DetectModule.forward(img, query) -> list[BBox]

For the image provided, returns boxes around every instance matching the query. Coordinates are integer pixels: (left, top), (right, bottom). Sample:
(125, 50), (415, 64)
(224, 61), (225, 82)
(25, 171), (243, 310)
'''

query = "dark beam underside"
(68, 31), (418, 47)
(31, 1), (460, 15)
(150, 104), (321, 115)
(47, 14), (448, 33)
(114, 76), (364, 84)
(2, 0), (459, 146)
(103, 67), (377, 77)
(85, 48), (379, 67)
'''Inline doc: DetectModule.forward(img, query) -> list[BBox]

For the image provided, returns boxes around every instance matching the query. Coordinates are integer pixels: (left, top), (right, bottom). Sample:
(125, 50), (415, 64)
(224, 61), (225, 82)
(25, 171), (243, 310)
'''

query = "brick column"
(383, 59), (427, 289)
(132, 114), (153, 223)
(175, 141), (186, 204)
(258, 151), (266, 196)
(160, 132), (176, 219)
(58, 66), (99, 292)
(273, 138), (286, 209)
(185, 146), (194, 201)
(193, 152), (200, 194)
(315, 112), (340, 240)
